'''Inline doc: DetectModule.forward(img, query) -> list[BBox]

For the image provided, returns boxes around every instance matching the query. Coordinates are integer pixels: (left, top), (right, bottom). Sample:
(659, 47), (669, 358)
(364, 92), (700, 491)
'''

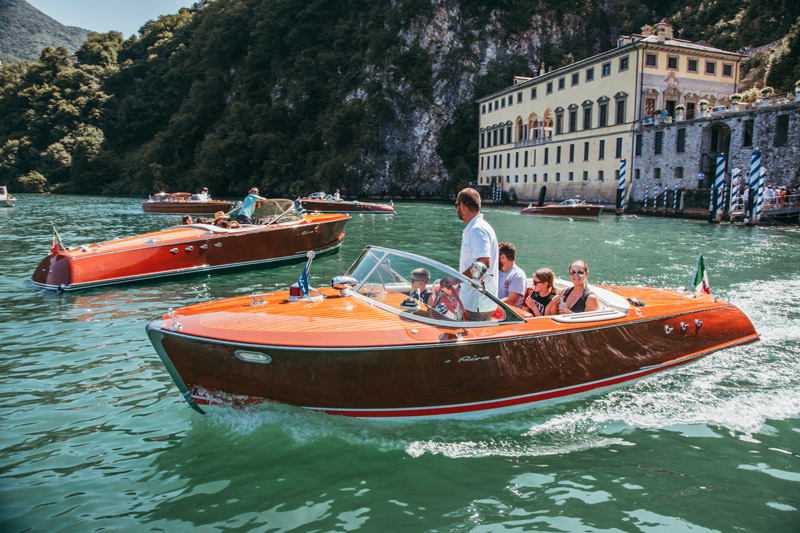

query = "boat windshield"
(251, 199), (303, 224)
(344, 246), (524, 326)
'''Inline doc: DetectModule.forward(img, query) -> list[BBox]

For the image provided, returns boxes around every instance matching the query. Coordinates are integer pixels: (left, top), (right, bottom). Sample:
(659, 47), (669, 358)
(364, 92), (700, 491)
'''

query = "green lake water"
(1, 194), (798, 531)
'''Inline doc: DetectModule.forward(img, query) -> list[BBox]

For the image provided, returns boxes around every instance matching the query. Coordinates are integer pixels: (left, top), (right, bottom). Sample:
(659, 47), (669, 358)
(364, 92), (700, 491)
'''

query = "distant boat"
(32, 199), (350, 291)
(298, 192), (394, 214)
(146, 246), (759, 419)
(142, 192), (235, 214)
(0, 185), (16, 207)
(521, 198), (603, 219)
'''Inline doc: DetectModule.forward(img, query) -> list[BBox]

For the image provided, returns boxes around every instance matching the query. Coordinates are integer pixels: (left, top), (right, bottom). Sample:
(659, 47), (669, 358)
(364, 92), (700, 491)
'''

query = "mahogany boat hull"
(521, 205), (603, 218)
(298, 199), (394, 214)
(146, 288), (758, 419)
(32, 214), (349, 291)
(142, 200), (235, 214)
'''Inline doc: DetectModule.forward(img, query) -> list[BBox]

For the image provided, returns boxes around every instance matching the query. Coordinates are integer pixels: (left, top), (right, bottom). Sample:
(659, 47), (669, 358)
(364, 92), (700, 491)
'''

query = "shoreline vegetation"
(1, 0), (798, 199)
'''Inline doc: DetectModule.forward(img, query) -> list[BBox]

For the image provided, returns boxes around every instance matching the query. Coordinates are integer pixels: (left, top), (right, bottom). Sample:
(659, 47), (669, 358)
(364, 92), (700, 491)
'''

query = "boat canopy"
(342, 246), (525, 327)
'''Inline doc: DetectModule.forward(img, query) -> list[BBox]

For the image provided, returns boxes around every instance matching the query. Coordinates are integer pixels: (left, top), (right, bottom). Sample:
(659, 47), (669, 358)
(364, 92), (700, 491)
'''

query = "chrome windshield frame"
(343, 246), (525, 326)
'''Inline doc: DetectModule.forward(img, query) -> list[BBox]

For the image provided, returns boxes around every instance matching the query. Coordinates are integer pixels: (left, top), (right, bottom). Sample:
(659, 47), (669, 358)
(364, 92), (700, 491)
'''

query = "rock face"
(356, 2), (600, 195)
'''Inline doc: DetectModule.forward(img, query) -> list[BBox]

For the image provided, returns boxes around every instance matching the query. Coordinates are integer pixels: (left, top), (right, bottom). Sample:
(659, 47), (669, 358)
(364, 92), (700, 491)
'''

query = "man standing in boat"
(236, 187), (268, 225)
(454, 187), (498, 321)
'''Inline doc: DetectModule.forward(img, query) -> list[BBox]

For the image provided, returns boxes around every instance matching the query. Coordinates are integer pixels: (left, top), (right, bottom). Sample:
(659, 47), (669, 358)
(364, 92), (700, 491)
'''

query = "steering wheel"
(433, 284), (466, 321)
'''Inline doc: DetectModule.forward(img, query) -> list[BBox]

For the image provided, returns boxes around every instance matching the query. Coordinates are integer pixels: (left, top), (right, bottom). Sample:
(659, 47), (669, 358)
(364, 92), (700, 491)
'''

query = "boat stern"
(31, 252), (73, 290)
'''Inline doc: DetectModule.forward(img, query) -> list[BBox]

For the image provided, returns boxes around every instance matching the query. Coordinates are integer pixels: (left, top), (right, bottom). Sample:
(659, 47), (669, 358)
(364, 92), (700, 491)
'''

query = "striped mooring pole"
(755, 166), (766, 223)
(673, 184), (678, 210)
(653, 183), (658, 210)
(617, 159), (627, 214)
(714, 153), (726, 221)
(748, 150), (761, 221)
(730, 168), (741, 211)
(644, 184), (649, 209)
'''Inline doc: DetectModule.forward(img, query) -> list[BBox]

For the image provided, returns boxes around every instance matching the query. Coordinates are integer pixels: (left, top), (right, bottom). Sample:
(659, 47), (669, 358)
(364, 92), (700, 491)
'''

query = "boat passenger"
(332, 189), (341, 201)
(524, 268), (559, 316)
(182, 215), (194, 224)
(553, 260), (600, 314)
(236, 187), (268, 224)
(454, 187), (498, 321)
(497, 242), (527, 309)
(409, 268), (435, 307)
(213, 211), (240, 229)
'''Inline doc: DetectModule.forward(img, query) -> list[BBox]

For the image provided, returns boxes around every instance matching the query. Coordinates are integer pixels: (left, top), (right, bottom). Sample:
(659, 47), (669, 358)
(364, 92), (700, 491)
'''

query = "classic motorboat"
(146, 246), (759, 419)
(142, 192), (235, 214)
(0, 185), (16, 207)
(521, 198), (603, 218)
(32, 200), (349, 291)
(298, 192), (394, 214)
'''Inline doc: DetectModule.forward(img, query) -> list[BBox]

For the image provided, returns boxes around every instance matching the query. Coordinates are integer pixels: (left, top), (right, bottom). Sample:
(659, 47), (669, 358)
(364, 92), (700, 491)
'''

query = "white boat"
(0, 186), (16, 207)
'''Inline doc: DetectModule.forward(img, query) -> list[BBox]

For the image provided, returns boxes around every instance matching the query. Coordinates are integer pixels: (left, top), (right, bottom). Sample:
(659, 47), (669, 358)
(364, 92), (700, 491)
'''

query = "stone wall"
(630, 100), (800, 204)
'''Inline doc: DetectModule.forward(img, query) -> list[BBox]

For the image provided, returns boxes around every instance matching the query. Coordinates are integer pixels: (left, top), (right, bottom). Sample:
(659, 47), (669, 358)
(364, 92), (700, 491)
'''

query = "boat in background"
(32, 200), (349, 291)
(522, 197), (603, 219)
(298, 192), (394, 214)
(147, 246), (758, 419)
(0, 185), (16, 207)
(142, 192), (235, 214)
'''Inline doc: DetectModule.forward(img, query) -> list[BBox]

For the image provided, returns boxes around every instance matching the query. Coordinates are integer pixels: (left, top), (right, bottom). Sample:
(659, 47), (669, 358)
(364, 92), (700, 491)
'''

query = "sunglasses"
(533, 279), (545, 284)
(454, 202), (461, 207)
(569, 270), (586, 276)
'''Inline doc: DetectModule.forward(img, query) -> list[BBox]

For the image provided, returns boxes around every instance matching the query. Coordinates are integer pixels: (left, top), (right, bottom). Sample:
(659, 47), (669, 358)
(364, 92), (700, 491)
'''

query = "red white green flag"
(691, 252), (710, 294)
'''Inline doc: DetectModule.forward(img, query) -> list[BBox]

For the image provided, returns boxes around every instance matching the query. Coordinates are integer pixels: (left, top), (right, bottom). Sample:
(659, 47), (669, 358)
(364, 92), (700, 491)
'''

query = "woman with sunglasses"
(553, 260), (600, 314)
(524, 268), (560, 317)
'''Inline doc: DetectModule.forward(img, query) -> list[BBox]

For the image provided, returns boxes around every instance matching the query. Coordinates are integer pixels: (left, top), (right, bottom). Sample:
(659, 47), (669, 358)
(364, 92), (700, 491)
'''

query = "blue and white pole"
(653, 183), (658, 209)
(644, 184), (649, 209)
(755, 166), (766, 222)
(673, 184), (678, 210)
(749, 150), (761, 220)
(730, 168), (740, 210)
(664, 183), (668, 209)
(618, 159), (627, 212)
(715, 153), (726, 219)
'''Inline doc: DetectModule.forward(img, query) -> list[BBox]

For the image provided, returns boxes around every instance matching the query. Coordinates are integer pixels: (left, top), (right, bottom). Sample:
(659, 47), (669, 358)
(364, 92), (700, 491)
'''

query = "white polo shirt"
(460, 213), (498, 297)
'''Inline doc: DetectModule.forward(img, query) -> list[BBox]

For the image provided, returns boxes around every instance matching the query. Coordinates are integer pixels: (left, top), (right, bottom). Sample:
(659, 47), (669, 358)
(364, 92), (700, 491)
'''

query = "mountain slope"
(0, 0), (89, 63)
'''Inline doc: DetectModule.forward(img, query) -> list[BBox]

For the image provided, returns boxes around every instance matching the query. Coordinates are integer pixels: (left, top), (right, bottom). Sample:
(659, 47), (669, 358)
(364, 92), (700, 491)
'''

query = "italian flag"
(691, 252), (710, 294)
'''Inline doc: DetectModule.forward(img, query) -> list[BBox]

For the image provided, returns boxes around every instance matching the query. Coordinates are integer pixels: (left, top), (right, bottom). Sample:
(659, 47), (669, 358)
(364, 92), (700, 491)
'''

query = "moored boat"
(0, 185), (16, 207)
(522, 198), (603, 219)
(32, 200), (349, 291)
(298, 192), (394, 214)
(146, 246), (759, 419)
(142, 192), (235, 214)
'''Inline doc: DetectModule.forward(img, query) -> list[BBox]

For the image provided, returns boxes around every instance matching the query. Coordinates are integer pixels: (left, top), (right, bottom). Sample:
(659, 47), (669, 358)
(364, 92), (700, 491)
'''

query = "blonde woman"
(524, 268), (560, 317)
(553, 260), (600, 314)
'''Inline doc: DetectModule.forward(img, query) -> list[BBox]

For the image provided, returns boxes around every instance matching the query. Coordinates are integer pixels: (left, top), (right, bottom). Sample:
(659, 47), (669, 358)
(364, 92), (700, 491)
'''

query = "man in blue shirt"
(236, 187), (268, 224)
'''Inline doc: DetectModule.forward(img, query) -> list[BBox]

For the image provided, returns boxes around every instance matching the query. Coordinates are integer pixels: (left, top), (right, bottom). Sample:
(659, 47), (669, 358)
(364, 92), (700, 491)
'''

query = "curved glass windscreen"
(345, 247), (522, 325)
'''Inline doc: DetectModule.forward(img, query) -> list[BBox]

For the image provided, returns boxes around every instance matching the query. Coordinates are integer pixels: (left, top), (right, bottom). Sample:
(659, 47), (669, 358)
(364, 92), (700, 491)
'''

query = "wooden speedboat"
(521, 198), (603, 218)
(0, 185), (16, 207)
(298, 192), (394, 214)
(142, 192), (235, 214)
(147, 246), (759, 419)
(32, 200), (349, 291)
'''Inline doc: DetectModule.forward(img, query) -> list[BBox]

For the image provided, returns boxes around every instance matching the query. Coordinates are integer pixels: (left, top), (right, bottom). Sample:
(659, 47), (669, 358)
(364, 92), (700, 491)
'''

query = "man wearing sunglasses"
(453, 187), (498, 321)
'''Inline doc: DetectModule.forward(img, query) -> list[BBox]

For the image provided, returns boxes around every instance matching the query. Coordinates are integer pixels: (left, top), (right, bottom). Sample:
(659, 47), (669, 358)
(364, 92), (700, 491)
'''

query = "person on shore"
(453, 187), (498, 321)
(552, 260), (599, 314)
(497, 242), (527, 309)
(236, 187), (268, 225)
(524, 268), (559, 317)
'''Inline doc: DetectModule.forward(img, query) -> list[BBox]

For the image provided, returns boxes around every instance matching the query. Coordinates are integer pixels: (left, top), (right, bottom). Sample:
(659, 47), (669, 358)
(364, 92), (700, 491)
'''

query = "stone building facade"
(476, 21), (743, 204)
(632, 100), (800, 203)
